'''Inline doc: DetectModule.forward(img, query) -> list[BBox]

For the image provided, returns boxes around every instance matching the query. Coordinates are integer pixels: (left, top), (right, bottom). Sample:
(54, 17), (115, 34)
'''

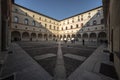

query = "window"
(33, 15), (35, 17)
(72, 20), (74, 23)
(49, 25), (51, 29)
(81, 15), (83, 21)
(67, 21), (69, 24)
(93, 20), (97, 25)
(25, 13), (27, 16)
(62, 28), (63, 30)
(72, 18), (74, 23)
(81, 18), (83, 21)
(45, 19), (47, 22)
(15, 26), (17, 28)
(45, 24), (47, 28)
(81, 23), (83, 27)
(32, 20), (36, 26)
(39, 17), (41, 20)
(66, 27), (67, 30)
(24, 19), (29, 25)
(76, 24), (78, 28)
(14, 16), (19, 23)
(57, 27), (59, 30)
(54, 26), (56, 30)
(71, 26), (73, 29)
(88, 13), (91, 18)
(101, 19), (104, 24)
(15, 9), (18, 12)
(101, 27), (104, 29)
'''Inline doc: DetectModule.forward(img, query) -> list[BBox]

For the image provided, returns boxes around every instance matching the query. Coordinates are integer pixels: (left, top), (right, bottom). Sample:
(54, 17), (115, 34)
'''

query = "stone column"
(0, 0), (1, 51)
(36, 33), (38, 41)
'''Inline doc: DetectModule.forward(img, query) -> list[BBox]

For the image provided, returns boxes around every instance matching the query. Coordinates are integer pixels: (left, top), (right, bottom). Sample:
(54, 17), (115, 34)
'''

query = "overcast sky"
(15, 0), (102, 20)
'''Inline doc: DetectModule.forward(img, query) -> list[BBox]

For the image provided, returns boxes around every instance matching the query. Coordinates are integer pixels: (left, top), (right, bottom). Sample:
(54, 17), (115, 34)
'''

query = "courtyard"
(0, 41), (118, 80)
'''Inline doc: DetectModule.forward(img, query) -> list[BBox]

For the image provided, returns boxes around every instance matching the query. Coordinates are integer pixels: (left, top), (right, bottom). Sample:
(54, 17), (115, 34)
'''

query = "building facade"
(11, 4), (59, 42)
(102, 0), (120, 79)
(11, 3), (106, 45)
(59, 7), (106, 45)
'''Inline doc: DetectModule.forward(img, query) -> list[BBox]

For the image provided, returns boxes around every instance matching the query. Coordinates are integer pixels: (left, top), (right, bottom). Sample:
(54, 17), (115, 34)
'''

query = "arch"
(44, 34), (47, 38)
(44, 34), (48, 40)
(14, 16), (19, 23)
(24, 18), (29, 25)
(101, 19), (104, 24)
(82, 33), (88, 38)
(98, 32), (107, 39)
(38, 33), (42, 38)
(31, 33), (36, 38)
(11, 31), (21, 41)
(22, 32), (29, 41)
(67, 34), (70, 38)
(63, 35), (66, 38)
(93, 20), (97, 25)
(57, 35), (59, 38)
(32, 20), (36, 26)
(72, 34), (75, 38)
(53, 35), (56, 40)
(90, 33), (97, 38)
(60, 35), (62, 38)
(49, 34), (52, 39)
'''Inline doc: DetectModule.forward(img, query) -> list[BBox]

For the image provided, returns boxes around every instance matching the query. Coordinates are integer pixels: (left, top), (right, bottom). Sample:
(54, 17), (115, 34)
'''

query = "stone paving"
(0, 43), (52, 80)
(34, 53), (56, 60)
(64, 53), (86, 61)
(68, 45), (116, 80)
(0, 41), (118, 80)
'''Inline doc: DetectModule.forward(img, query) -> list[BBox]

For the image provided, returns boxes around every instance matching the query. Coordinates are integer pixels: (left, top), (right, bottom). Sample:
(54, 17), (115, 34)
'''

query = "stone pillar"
(0, 0), (1, 52)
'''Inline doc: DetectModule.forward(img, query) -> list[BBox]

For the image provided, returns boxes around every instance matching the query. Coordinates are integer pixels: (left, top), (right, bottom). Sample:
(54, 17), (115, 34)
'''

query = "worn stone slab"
(34, 53), (56, 60)
(64, 53), (86, 61)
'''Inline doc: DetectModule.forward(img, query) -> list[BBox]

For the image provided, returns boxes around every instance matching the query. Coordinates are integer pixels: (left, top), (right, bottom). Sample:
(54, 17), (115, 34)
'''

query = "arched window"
(15, 9), (18, 12)
(101, 19), (104, 24)
(24, 18), (29, 25)
(14, 16), (19, 23)
(93, 20), (97, 25)
(32, 20), (36, 26)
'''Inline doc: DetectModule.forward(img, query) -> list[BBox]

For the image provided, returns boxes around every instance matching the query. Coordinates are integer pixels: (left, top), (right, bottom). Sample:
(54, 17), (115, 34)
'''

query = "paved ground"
(0, 41), (118, 80)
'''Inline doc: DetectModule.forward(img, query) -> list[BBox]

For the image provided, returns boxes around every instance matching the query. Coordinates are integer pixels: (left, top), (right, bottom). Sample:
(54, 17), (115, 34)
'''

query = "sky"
(15, 0), (102, 20)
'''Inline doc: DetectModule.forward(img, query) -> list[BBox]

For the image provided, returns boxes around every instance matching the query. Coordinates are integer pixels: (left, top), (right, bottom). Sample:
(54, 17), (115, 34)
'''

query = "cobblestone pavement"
(0, 41), (118, 80)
